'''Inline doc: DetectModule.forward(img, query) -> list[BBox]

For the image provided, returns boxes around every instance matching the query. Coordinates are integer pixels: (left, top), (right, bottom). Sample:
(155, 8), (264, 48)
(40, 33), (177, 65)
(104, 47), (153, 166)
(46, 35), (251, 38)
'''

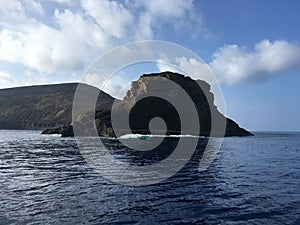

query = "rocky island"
(0, 72), (252, 137)
(43, 72), (251, 137)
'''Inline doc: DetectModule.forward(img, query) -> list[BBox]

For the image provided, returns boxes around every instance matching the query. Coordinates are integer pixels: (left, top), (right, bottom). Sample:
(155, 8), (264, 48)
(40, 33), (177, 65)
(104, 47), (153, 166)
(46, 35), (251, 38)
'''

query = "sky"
(0, 0), (300, 131)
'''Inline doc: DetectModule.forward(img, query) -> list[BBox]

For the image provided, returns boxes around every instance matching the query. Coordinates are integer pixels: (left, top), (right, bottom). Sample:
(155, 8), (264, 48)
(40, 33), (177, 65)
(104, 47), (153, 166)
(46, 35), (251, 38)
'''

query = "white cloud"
(24, 69), (49, 84)
(83, 73), (131, 99)
(0, 0), (27, 26)
(22, 0), (44, 15)
(133, 0), (200, 39)
(0, 6), (111, 73)
(156, 57), (217, 85)
(156, 61), (181, 74)
(0, 71), (16, 85)
(210, 39), (300, 84)
(81, 0), (134, 39)
(0, 0), (203, 77)
(175, 57), (216, 84)
(51, 0), (73, 4)
(156, 39), (300, 86)
(142, 0), (194, 19)
(135, 13), (153, 39)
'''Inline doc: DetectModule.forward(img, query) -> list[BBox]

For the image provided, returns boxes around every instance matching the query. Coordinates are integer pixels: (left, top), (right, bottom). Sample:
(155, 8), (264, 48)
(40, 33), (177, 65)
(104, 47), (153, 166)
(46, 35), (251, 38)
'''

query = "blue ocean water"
(0, 130), (299, 224)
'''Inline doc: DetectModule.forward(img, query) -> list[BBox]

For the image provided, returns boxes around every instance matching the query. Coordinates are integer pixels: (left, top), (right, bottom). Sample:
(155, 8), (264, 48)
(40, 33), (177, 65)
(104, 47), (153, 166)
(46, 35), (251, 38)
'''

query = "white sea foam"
(41, 133), (62, 137)
(118, 133), (202, 139)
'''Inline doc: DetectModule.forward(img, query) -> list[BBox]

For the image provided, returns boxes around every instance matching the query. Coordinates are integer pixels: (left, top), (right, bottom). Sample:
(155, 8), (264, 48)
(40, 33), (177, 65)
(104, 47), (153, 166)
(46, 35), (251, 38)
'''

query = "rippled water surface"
(0, 130), (299, 224)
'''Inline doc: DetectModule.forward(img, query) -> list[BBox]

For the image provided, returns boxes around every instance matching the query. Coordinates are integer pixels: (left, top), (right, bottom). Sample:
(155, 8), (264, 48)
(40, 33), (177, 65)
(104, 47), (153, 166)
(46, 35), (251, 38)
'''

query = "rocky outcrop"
(52, 72), (251, 137)
(108, 72), (252, 137)
(41, 125), (74, 137)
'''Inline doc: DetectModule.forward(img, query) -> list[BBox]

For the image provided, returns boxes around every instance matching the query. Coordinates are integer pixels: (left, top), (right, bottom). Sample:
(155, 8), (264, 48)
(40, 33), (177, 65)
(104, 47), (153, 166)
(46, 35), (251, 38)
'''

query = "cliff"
(120, 72), (251, 137)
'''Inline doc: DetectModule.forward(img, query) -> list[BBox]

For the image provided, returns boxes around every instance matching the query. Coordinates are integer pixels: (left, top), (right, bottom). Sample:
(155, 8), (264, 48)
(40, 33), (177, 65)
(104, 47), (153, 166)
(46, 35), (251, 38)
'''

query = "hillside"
(0, 83), (114, 130)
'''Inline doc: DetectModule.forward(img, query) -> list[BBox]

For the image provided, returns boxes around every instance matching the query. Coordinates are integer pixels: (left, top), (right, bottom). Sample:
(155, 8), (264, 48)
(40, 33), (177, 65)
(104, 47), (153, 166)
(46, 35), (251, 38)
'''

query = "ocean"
(0, 130), (299, 224)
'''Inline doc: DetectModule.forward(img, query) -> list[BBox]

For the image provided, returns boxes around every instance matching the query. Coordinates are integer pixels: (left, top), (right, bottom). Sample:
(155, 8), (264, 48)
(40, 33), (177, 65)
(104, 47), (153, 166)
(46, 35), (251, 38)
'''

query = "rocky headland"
(41, 72), (252, 137)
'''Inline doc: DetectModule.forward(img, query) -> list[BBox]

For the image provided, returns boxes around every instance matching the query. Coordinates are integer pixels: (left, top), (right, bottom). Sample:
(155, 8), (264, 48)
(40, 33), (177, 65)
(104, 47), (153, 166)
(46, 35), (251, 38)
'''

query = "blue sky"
(0, 0), (299, 131)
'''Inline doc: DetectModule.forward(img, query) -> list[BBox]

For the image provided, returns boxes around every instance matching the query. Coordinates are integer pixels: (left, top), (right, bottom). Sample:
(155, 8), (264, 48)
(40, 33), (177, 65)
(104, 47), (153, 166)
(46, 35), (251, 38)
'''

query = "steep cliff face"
(0, 83), (114, 130)
(110, 72), (251, 137)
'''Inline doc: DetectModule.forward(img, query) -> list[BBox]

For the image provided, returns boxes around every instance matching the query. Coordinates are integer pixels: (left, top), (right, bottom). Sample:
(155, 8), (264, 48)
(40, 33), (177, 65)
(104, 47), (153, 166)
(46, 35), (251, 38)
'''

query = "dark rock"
(41, 125), (74, 137)
(108, 71), (252, 137)
(225, 118), (252, 136)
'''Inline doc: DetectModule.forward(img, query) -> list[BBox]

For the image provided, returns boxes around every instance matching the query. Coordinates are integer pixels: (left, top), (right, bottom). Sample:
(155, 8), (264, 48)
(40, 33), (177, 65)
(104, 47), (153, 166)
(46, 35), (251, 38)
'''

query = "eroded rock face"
(99, 71), (252, 137)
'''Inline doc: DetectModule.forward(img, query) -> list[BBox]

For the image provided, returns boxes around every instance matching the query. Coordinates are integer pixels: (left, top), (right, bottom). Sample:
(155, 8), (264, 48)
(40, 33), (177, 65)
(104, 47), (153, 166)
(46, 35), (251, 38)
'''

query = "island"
(0, 72), (252, 137)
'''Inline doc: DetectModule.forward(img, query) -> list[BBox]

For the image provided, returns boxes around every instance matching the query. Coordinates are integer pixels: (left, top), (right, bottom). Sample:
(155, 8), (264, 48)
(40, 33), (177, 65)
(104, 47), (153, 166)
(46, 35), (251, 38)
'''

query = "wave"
(41, 133), (62, 137)
(119, 133), (202, 139)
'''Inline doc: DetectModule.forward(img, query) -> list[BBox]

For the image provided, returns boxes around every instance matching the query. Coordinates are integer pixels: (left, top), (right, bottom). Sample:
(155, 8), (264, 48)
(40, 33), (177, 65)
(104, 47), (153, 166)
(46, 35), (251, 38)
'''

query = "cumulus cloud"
(143, 0), (194, 18)
(0, 2), (112, 73)
(0, 0), (203, 75)
(175, 57), (216, 84)
(156, 39), (300, 86)
(156, 61), (182, 74)
(210, 39), (300, 84)
(133, 0), (200, 39)
(156, 57), (217, 85)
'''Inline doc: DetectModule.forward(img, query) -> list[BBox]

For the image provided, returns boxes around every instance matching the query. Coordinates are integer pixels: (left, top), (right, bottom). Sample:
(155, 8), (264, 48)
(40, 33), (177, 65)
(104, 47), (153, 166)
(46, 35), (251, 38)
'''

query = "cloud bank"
(1, 1), (300, 92)
(210, 39), (300, 84)
(157, 39), (300, 86)
(0, 0), (201, 74)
